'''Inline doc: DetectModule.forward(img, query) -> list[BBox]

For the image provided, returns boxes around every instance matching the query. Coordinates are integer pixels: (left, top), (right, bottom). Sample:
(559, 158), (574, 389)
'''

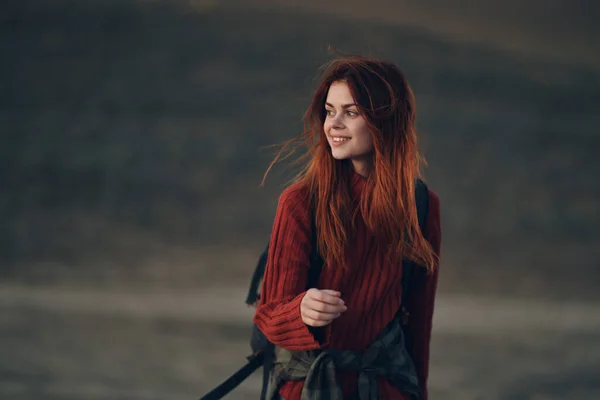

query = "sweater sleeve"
(406, 190), (442, 400)
(253, 186), (327, 351)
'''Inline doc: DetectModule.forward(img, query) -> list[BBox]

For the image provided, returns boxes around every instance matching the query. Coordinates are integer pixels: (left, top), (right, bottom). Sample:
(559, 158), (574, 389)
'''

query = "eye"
(347, 110), (359, 116)
(325, 109), (335, 116)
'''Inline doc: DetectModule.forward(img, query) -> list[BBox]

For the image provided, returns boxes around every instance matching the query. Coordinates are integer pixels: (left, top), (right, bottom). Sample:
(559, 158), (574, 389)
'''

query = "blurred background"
(1, 0), (599, 399)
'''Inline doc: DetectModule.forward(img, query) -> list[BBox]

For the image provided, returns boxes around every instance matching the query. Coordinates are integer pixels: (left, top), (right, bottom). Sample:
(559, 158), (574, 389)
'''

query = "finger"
(310, 290), (345, 305)
(303, 317), (334, 327)
(306, 300), (347, 314)
(320, 289), (341, 297)
(302, 308), (340, 322)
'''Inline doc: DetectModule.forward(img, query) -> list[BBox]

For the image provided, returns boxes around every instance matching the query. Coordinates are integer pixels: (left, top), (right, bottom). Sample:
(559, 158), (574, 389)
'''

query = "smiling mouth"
(332, 137), (350, 142)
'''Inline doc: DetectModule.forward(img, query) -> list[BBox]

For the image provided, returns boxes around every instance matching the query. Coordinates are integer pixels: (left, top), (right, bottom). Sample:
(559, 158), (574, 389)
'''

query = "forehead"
(326, 81), (354, 103)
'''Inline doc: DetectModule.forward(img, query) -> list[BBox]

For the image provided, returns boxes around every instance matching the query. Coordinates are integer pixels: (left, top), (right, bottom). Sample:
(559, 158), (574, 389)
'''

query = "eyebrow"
(325, 102), (358, 109)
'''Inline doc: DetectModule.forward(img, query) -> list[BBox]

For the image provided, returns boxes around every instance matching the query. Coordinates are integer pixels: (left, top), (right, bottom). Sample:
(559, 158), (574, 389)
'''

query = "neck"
(352, 159), (371, 178)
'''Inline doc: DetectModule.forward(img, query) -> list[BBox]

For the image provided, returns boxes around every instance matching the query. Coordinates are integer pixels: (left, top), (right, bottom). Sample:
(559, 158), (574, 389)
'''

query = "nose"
(327, 113), (344, 130)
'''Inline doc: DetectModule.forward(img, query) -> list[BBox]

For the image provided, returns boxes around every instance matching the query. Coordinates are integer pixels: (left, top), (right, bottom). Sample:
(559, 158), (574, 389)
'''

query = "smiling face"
(323, 81), (374, 177)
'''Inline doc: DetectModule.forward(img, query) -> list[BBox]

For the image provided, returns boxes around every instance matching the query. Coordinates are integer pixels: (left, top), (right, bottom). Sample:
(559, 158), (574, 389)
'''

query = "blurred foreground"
(1, 283), (600, 400)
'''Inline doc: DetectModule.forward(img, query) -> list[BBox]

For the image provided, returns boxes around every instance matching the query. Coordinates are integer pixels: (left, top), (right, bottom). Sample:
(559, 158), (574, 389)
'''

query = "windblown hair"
(263, 56), (437, 273)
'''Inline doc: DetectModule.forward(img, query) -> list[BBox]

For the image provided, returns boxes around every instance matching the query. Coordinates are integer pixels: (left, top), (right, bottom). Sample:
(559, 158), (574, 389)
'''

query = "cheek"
(362, 136), (374, 153)
(355, 124), (373, 148)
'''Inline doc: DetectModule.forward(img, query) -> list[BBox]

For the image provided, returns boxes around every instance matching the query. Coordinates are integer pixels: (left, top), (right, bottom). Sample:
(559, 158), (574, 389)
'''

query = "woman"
(254, 56), (441, 400)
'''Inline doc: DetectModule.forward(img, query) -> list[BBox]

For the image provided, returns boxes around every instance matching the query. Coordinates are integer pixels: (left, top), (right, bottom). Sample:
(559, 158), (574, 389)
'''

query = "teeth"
(333, 137), (350, 142)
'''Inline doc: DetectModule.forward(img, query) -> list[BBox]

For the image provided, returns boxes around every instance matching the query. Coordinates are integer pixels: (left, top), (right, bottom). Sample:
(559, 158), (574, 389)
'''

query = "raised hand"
(300, 289), (347, 327)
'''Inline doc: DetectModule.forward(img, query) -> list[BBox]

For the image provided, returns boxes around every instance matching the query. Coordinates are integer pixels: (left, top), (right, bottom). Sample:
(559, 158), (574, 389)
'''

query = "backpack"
(200, 179), (430, 400)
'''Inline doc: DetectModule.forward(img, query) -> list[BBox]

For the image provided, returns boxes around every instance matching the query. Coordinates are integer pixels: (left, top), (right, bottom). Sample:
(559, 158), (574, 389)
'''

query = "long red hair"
(263, 56), (437, 273)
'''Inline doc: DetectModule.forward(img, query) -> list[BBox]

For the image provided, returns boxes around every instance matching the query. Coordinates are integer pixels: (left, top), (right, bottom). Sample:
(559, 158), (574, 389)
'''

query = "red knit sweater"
(254, 173), (442, 400)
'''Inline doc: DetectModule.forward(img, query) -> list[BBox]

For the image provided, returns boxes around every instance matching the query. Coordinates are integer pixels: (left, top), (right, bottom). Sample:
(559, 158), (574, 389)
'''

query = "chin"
(330, 149), (350, 160)
(331, 154), (349, 161)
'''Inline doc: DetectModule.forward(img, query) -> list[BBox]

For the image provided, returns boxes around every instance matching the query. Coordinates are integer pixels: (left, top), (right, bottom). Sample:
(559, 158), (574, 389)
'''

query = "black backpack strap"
(415, 179), (430, 237)
(306, 198), (324, 288)
(246, 245), (269, 306)
(400, 179), (430, 380)
(199, 353), (265, 400)
(400, 179), (430, 321)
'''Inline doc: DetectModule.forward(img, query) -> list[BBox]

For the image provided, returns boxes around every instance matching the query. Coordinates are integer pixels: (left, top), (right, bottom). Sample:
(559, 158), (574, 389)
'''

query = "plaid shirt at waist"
(266, 311), (421, 400)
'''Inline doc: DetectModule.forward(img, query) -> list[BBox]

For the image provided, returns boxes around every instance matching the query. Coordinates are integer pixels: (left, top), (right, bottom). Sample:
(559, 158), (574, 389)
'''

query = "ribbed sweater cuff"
(254, 292), (330, 351)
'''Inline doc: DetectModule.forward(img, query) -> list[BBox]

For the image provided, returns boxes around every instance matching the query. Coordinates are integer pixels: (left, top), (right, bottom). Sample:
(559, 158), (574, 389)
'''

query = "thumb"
(320, 289), (341, 297)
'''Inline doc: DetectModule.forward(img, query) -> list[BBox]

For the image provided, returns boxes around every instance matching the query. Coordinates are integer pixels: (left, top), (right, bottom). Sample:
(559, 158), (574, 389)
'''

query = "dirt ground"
(1, 284), (599, 400)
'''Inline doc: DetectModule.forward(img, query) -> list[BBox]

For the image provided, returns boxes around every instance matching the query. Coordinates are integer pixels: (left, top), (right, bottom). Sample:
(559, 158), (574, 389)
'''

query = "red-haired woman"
(254, 56), (442, 400)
